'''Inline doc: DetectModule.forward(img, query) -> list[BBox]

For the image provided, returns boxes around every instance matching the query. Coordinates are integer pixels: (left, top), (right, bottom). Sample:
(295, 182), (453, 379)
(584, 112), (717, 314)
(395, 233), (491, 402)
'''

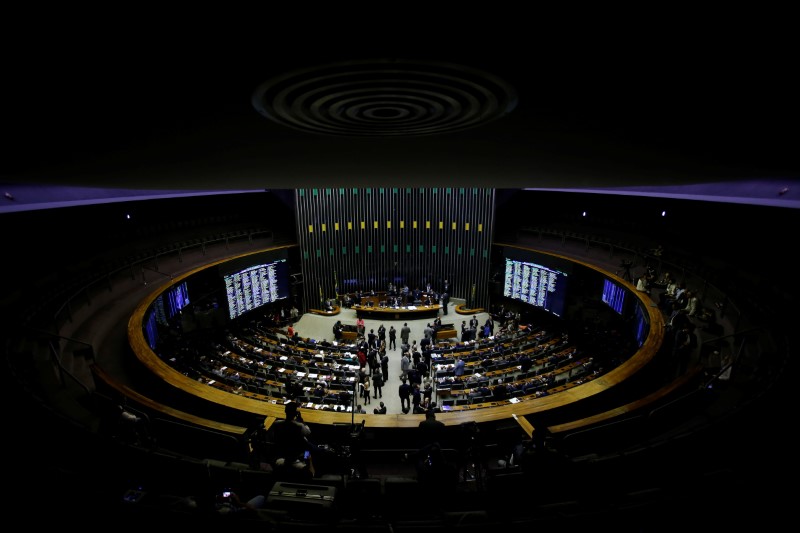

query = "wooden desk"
(353, 304), (442, 320)
(338, 324), (359, 342)
(435, 328), (458, 340)
(309, 305), (341, 316)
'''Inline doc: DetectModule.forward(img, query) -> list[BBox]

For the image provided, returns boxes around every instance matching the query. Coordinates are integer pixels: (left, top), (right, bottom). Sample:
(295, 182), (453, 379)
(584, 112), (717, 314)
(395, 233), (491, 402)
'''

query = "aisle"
(291, 303), (491, 415)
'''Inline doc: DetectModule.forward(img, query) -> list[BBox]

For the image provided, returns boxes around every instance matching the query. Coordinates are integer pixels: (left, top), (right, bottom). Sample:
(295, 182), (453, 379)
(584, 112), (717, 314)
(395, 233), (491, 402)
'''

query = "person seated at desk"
(471, 384), (492, 398)
(312, 383), (326, 398)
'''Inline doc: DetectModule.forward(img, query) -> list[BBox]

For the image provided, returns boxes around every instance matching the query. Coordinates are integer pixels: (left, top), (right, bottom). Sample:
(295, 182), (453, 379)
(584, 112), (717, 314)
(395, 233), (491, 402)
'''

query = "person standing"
(454, 357), (465, 377)
(418, 410), (446, 450)
(411, 384), (422, 413)
(367, 347), (379, 375)
(360, 375), (371, 406)
(388, 325), (397, 351)
(400, 352), (411, 381)
(381, 352), (390, 382)
(372, 369), (384, 399)
(399, 379), (412, 413)
(411, 345), (421, 369)
(441, 291), (449, 315)
(378, 324), (386, 345)
(368, 328), (377, 346)
(422, 381), (433, 405)
(400, 322), (411, 346)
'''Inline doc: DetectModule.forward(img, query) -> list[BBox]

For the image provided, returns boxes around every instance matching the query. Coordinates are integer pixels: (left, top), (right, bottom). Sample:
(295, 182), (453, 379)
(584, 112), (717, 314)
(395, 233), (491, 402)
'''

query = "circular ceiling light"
(252, 59), (518, 137)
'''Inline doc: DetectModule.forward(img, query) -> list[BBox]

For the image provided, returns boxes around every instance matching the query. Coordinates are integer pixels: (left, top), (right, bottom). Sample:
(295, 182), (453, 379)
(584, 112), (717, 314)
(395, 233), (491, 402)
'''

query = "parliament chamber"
(2, 190), (795, 528)
(2, 24), (797, 527)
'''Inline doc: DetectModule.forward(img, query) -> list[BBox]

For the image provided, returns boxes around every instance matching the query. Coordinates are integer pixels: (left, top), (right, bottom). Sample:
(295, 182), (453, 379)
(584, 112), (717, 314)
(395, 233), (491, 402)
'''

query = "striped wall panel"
(294, 188), (495, 311)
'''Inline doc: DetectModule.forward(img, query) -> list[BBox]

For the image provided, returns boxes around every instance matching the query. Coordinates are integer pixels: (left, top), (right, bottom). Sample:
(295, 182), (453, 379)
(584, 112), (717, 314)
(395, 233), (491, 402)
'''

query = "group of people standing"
(460, 314), (494, 342)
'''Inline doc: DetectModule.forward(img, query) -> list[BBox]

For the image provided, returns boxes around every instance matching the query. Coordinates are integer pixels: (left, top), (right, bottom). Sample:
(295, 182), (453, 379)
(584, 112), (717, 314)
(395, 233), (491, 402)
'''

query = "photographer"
(270, 401), (312, 460)
(269, 401), (317, 480)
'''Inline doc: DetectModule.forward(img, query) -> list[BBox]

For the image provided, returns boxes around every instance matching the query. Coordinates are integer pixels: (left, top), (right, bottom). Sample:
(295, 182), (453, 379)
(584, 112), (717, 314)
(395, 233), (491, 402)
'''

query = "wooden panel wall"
(294, 187), (495, 311)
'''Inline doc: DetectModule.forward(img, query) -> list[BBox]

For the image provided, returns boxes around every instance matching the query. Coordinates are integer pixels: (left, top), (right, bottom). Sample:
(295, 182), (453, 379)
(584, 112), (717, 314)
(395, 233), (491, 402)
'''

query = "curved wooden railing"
(455, 303), (486, 315)
(127, 244), (665, 430)
(308, 305), (341, 316)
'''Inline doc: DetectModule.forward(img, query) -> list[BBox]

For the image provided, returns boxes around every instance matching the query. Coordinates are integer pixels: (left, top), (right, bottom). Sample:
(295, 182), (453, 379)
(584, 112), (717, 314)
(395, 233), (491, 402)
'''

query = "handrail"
(12, 221), (781, 466)
(47, 339), (92, 396)
(49, 228), (274, 333)
(20, 326), (96, 395)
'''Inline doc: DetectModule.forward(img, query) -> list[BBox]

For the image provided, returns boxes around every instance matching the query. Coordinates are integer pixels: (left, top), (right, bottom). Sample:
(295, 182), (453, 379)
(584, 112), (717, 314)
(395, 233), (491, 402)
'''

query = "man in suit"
(400, 322), (411, 346)
(400, 352), (411, 381)
(381, 352), (390, 381)
(398, 379), (412, 413)
(372, 369), (384, 399)
(454, 357), (465, 377)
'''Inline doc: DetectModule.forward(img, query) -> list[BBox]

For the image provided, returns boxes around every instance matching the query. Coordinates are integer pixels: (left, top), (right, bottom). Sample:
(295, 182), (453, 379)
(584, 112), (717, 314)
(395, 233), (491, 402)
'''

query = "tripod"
(458, 422), (487, 490)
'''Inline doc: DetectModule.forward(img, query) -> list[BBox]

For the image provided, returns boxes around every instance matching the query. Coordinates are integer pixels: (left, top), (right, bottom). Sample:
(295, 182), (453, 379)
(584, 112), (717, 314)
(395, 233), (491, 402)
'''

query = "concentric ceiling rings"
(252, 59), (518, 137)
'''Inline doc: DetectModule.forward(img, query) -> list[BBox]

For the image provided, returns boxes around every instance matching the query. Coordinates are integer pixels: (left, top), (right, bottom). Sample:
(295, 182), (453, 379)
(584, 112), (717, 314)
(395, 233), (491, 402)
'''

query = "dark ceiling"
(2, 13), (798, 210)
